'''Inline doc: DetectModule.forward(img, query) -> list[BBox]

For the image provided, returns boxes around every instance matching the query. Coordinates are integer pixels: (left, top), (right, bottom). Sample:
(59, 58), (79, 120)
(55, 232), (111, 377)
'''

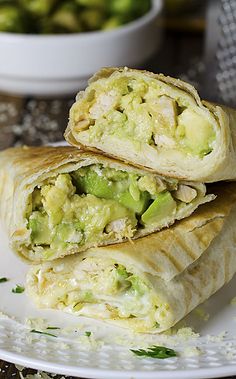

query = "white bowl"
(0, 0), (163, 96)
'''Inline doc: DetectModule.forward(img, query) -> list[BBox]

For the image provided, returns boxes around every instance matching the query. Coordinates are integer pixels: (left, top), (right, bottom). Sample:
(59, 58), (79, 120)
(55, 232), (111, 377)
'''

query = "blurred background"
(0, 0), (235, 151)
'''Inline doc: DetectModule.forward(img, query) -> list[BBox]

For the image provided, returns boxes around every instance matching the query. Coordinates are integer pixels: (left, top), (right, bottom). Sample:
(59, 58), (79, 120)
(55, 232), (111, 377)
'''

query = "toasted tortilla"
(65, 67), (236, 182)
(27, 183), (236, 333)
(0, 146), (213, 262)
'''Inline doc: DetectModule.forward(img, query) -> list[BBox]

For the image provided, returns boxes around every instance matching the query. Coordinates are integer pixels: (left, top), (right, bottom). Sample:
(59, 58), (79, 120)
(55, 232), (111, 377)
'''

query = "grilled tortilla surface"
(27, 183), (236, 333)
(66, 67), (236, 182)
(0, 146), (213, 262)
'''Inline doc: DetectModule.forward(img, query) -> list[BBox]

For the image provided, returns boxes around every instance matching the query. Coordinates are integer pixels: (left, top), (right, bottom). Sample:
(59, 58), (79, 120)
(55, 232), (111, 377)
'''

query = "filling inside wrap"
(26, 162), (211, 260)
(26, 183), (236, 334)
(70, 70), (216, 159)
(27, 255), (172, 333)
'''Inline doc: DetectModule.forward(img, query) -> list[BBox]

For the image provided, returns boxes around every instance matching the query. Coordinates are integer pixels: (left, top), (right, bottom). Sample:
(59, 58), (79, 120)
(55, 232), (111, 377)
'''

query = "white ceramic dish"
(1, 225), (236, 379)
(0, 0), (162, 96)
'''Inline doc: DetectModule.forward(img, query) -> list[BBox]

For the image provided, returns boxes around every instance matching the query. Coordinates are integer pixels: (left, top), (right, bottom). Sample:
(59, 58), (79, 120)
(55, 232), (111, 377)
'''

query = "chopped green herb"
(130, 345), (177, 359)
(30, 329), (57, 338)
(46, 326), (60, 330)
(154, 322), (160, 328)
(85, 331), (91, 337)
(0, 277), (8, 283)
(12, 284), (25, 294)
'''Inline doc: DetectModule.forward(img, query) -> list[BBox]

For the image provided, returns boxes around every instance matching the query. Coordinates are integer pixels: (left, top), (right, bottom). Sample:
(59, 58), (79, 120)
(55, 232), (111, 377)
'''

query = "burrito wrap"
(27, 184), (236, 333)
(0, 146), (213, 262)
(66, 67), (236, 182)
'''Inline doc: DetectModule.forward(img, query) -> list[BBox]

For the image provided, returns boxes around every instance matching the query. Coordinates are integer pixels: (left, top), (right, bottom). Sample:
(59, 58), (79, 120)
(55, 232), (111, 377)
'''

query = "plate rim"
(1, 347), (236, 379)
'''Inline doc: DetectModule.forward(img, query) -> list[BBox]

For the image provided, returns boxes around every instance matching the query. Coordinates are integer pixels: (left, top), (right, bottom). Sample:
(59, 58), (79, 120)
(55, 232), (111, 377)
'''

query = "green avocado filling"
(73, 75), (216, 157)
(27, 164), (198, 259)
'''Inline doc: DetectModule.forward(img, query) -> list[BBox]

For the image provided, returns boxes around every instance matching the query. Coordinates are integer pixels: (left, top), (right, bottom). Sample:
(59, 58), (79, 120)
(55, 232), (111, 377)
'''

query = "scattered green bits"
(0, 277), (8, 283)
(30, 329), (57, 338)
(12, 284), (25, 294)
(46, 326), (61, 330)
(130, 345), (177, 359)
(85, 331), (91, 337)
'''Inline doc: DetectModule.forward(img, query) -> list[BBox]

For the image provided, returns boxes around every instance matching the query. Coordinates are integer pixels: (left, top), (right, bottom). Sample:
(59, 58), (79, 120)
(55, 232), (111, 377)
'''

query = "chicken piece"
(105, 218), (135, 240)
(156, 95), (177, 129)
(154, 134), (176, 148)
(173, 185), (197, 203)
(89, 90), (118, 119)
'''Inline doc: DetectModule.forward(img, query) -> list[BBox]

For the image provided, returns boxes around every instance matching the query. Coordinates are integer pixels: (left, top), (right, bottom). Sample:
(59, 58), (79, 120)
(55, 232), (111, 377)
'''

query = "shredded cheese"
(182, 346), (202, 357)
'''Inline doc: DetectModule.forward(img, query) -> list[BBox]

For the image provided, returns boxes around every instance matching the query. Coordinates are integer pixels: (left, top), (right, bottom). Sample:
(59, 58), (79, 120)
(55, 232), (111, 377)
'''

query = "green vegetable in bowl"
(110, 0), (151, 16)
(19, 0), (58, 16)
(45, 2), (82, 33)
(109, 0), (151, 23)
(80, 9), (105, 31)
(76, 0), (107, 9)
(0, 5), (25, 32)
(0, 0), (152, 34)
(102, 16), (123, 30)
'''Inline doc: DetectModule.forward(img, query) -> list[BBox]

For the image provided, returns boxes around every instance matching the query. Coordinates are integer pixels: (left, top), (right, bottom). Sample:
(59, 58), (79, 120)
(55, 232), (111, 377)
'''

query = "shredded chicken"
(154, 134), (176, 148)
(173, 185), (197, 203)
(89, 91), (117, 119)
(106, 218), (129, 234)
(155, 177), (167, 192)
(138, 175), (166, 195)
(105, 218), (135, 240)
(156, 95), (177, 128)
(65, 230), (83, 244)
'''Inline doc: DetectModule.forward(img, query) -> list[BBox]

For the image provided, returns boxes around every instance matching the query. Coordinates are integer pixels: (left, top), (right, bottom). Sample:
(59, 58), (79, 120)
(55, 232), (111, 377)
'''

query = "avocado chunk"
(53, 222), (83, 246)
(28, 212), (53, 245)
(118, 191), (150, 215)
(73, 169), (115, 200)
(141, 191), (176, 225)
(177, 109), (215, 156)
(129, 275), (148, 296)
(72, 194), (137, 240)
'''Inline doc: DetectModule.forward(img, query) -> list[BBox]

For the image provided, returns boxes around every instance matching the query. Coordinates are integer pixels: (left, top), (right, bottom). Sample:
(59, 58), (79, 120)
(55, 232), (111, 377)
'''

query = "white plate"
(1, 226), (236, 379)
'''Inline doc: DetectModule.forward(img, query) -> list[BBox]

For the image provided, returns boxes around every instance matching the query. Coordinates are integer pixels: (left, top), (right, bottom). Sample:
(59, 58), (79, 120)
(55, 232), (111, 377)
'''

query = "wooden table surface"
(0, 15), (236, 378)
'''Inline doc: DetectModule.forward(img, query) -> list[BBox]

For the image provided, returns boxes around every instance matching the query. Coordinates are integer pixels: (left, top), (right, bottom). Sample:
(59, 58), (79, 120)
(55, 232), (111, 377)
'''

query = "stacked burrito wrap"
(1, 67), (236, 333)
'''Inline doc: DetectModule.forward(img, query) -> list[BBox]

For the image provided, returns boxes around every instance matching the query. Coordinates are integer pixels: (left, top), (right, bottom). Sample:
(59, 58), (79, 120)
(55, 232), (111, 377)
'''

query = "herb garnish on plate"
(30, 329), (57, 338)
(12, 284), (25, 293)
(130, 345), (177, 359)
(0, 277), (8, 283)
